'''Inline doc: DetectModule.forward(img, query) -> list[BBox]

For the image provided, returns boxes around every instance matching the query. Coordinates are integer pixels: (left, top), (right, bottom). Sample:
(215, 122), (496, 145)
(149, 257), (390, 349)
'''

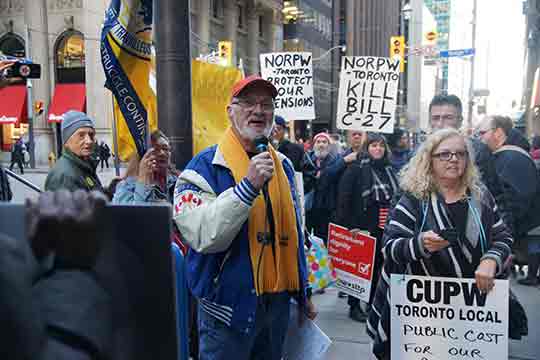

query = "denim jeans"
(198, 293), (291, 360)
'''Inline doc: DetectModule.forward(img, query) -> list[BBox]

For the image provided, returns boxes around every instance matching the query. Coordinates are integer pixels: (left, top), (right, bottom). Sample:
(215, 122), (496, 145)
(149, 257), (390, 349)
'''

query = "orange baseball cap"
(231, 75), (278, 99)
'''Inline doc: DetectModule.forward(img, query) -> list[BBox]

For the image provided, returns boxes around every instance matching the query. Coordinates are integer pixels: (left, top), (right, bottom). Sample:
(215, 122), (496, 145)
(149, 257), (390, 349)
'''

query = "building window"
(259, 15), (264, 37)
(54, 30), (85, 83)
(0, 33), (25, 58)
(238, 5), (244, 29)
(212, 0), (223, 19)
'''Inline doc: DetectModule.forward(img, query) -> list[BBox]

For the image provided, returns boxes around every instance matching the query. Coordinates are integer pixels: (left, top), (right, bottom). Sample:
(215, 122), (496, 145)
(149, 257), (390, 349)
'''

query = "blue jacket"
(173, 145), (308, 334)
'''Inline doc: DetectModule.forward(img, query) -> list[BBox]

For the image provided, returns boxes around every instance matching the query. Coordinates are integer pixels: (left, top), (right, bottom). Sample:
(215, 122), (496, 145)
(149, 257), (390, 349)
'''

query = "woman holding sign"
(367, 129), (514, 360)
(336, 133), (399, 322)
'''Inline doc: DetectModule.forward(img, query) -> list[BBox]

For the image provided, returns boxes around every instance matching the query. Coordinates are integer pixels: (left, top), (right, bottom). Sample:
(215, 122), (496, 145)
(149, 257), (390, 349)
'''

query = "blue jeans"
(198, 293), (291, 360)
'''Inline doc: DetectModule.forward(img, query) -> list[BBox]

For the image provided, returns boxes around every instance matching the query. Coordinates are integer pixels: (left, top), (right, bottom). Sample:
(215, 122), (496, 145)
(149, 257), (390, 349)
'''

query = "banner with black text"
(391, 275), (508, 360)
(260, 52), (315, 120)
(336, 56), (399, 133)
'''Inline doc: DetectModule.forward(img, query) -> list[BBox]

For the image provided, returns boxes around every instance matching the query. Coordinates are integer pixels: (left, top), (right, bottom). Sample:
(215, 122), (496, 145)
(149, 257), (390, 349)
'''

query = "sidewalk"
(311, 287), (376, 360)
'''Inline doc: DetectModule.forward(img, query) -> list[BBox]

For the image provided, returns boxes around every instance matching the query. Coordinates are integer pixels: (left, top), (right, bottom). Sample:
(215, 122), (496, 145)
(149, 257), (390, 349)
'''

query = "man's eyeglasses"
(432, 150), (468, 161)
(232, 98), (275, 112)
(431, 114), (459, 122)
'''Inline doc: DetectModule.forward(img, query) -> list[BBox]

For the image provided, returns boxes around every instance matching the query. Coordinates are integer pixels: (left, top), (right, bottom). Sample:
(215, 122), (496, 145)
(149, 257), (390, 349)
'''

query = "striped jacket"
(367, 189), (513, 358)
(173, 145), (308, 334)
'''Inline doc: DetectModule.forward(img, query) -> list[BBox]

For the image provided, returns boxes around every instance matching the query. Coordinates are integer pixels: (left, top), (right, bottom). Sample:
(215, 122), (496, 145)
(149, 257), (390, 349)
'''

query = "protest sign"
(327, 223), (376, 301)
(260, 52), (315, 120)
(391, 275), (509, 360)
(336, 56), (400, 133)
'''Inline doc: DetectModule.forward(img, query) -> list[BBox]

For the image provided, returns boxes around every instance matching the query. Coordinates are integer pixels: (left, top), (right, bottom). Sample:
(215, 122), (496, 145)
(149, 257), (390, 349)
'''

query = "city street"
(5, 165), (540, 360)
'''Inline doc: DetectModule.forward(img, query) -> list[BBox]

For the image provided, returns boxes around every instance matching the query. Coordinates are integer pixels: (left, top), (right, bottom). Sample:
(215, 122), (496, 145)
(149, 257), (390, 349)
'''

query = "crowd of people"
(0, 73), (538, 359)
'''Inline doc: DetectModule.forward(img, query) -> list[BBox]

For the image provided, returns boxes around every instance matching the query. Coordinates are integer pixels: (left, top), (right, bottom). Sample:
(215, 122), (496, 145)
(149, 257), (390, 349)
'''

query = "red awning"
(48, 83), (86, 123)
(0, 85), (27, 125)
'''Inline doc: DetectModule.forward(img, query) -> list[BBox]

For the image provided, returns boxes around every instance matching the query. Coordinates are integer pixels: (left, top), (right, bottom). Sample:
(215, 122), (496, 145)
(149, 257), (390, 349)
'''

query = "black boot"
(518, 254), (540, 286)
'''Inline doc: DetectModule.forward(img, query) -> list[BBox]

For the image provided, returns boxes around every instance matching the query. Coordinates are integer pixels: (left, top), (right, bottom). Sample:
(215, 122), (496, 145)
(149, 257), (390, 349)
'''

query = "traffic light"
(34, 100), (44, 116)
(390, 36), (405, 72)
(218, 41), (232, 67)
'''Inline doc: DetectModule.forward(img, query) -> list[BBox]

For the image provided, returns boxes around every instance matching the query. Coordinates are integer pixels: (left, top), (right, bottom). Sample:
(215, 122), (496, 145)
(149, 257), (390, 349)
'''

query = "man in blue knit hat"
(45, 111), (103, 192)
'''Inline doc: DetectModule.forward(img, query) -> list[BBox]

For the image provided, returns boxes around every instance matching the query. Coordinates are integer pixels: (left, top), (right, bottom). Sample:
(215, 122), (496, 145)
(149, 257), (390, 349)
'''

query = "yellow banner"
(191, 60), (243, 154)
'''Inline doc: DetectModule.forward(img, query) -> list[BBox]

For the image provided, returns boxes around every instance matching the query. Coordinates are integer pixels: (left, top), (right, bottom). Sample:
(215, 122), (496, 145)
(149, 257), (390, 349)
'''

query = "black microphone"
(254, 135), (269, 154)
(253, 136), (273, 245)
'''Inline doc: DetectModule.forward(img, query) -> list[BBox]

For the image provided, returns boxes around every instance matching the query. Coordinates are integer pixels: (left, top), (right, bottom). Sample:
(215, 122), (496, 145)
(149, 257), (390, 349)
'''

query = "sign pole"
(110, 95), (121, 177)
(467, 0), (478, 129)
(25, 25), (35, 169)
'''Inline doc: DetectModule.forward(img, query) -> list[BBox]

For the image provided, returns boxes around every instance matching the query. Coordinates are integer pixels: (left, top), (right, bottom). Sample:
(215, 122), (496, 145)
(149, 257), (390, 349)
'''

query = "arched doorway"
(0, 32), (25, 58)
(54, 30), (85, 84)
(51, 30), (86, 153)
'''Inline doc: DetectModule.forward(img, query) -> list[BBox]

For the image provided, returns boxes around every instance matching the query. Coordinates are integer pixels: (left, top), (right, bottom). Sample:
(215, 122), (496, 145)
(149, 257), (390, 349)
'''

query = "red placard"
(327, 223), (377, 300)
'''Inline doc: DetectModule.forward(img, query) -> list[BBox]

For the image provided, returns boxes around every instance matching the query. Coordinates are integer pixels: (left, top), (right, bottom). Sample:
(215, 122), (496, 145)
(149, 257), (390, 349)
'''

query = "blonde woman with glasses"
(366, 129), (514, 360)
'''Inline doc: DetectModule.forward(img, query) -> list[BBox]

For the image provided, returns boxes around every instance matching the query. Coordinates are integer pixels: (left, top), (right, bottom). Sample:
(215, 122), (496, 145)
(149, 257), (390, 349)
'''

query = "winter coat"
(302, 151), (346, 212)
(367, 190), (513, 359)
(493, 145), (540, 237)
(0, 166), (11, 202)
(335, 158), (398, 233)
(277, 139), (304, 172)
(389, 148), (411, 173)
(45, 149), (103, 192)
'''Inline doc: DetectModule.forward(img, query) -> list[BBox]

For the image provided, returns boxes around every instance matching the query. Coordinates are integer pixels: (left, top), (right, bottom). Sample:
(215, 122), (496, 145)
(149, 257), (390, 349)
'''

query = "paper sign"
(282, 304), (332, 360)
(327, 223), (376, 301)
(391, 275), (509, 360)
(336, 56), (400, 133)
(260, 52), (315, 120)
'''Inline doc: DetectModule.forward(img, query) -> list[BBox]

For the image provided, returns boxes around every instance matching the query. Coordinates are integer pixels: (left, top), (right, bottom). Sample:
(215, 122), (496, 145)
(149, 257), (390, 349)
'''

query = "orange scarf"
(218, 127), (300, 295)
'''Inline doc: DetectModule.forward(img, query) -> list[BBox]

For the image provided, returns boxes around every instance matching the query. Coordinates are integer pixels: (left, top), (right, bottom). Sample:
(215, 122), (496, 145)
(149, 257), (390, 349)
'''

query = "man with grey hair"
(173, 75), (315, 359)
(45, 111), (102, 192)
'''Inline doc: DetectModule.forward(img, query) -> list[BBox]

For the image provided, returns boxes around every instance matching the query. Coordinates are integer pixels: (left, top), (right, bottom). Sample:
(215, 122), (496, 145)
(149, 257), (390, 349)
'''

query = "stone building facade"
(0, 0), (282, 165)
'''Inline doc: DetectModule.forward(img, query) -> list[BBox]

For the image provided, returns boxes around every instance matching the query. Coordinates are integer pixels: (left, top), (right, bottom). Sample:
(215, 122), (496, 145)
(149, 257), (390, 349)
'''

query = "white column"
(24, 0), (53, 165)
(247, 7), (260, 74)
(407, 0), (423, 133)
(223, 1), (238, 65)
(197, 0), (211, 54)
(268, 8), (283, 52)
(84, 1), (110, 144)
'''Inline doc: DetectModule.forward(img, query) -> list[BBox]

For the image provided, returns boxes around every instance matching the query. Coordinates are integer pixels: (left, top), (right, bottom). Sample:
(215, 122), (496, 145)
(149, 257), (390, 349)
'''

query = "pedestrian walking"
(367, 129), (513, 360)
(99, 141), (111, 170)
(44, 111), (103, 192)
(9, 138), (24, 174)
(173, 75), (316, 360)
(336, 133), (399, 322)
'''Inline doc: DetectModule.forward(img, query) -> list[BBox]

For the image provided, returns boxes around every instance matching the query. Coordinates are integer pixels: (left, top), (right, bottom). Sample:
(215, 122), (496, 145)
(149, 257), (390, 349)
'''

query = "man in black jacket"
(477, 115), (540, 285)
(271, 115), (304, 171)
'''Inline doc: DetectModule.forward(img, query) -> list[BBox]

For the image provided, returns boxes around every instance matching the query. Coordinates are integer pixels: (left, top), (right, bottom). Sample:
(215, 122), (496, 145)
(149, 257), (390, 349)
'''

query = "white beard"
(314, 148), (329, 159)
(233, 119), (273, 142)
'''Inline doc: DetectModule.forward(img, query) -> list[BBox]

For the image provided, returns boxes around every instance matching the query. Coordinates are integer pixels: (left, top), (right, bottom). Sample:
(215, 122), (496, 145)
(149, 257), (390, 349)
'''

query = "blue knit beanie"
(61, 111), (95, 144)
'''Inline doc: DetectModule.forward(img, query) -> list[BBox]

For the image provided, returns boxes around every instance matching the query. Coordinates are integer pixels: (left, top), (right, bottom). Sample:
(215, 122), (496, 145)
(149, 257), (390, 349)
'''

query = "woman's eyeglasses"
(432, 150), (468, 161)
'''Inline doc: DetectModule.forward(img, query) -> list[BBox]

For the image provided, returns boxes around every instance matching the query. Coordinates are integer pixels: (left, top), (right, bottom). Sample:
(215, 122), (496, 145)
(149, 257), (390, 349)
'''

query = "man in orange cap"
(174, 75), (315, 359)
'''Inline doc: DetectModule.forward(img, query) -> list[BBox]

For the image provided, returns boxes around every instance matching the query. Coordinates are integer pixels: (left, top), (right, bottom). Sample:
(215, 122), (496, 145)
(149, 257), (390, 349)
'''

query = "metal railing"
(5, 169), (42, 193)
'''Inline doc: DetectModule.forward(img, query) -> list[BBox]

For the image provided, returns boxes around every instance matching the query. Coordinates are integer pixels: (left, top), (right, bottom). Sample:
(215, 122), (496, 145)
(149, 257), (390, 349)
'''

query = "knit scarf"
(218, 128), (300, 295)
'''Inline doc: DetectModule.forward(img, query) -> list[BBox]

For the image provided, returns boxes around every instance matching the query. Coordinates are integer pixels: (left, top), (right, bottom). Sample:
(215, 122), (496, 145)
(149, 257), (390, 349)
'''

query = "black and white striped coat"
(366, 189), (513, 358)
